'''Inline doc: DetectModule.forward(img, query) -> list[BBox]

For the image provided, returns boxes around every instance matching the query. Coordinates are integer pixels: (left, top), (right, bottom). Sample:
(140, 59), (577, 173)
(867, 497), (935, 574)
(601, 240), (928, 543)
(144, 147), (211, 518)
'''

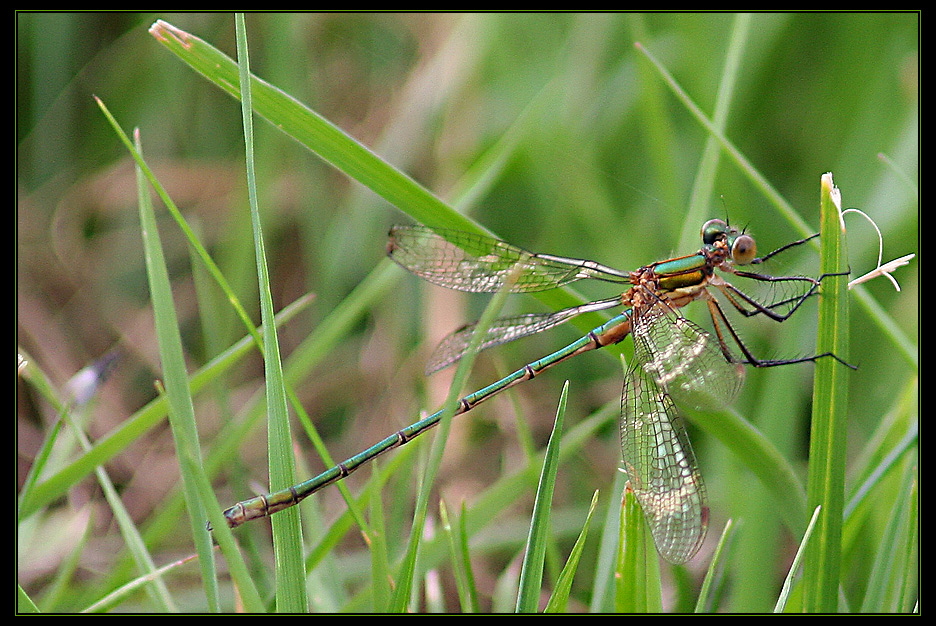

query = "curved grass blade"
(148, 19), (618, 347)
(149, 19), (478, 236)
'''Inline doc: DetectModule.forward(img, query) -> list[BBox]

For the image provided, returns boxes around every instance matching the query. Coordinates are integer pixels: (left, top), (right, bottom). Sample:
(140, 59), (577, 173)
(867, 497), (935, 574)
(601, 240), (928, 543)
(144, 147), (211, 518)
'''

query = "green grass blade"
(589, 470), (628, 612)
(134, 130), (219, 611)
(845, 418), (917, 522)
(897, 476), (919, 612)
(367, 460), (392, 612)
(694, 519), (734, 613)
(803, 173), (851, 612)
(515, 380), (568, 613)
(234, 15), (307, 611)
(775, 505), (822, 612)
(147, 19), (617, 343)
(544, 489), (600, 613)
(133, 127), (263, 611)
(616, 484), (662, 612)
(634, 39), (815, 239)
(859, 462), (917, 612)
(16, 411), (64, 522)
(457, 502), (482, 612)
(677, 12), (751, 252)
(439, 500), (479, 613)
(83, 553), (198, 613)
(389, 244), (521, 612)
(18, 586), (40, 614)
(150, 19), (477, 236)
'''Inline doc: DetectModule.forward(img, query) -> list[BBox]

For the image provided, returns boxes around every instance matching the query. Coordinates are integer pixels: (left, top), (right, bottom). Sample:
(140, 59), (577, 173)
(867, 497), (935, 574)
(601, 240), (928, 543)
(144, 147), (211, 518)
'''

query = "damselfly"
(216, 219), (852, 564)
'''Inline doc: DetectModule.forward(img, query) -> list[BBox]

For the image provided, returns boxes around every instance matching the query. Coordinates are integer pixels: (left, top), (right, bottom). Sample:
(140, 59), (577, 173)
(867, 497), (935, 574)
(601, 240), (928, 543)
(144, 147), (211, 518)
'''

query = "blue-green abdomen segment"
(219, 310), (633, 529)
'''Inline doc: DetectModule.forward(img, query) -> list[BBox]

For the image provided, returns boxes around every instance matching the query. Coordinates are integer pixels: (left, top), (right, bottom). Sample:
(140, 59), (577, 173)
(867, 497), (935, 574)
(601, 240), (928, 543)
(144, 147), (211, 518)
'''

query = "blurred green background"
(18, 13), (917, 612)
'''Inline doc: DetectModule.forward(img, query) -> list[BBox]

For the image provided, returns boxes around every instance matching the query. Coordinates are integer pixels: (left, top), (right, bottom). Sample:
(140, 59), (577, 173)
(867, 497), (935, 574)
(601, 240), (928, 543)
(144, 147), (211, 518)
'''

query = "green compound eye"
(701, 218), (728, 245)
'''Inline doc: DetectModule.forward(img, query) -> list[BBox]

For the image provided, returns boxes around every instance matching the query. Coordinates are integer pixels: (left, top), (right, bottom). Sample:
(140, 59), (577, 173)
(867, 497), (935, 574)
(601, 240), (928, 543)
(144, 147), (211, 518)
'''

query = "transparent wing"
(634, 303), (745, 412)
(425, 296), (622, 374)
(620, 359), (708, 564)
(388, 225), (630, 293)
(619, 300), (746, 563)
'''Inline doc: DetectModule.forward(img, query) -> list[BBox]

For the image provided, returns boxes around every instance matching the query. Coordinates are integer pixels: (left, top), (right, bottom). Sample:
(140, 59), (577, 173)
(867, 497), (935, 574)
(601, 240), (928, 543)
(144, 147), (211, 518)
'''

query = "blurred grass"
(17, 12), (917, 613)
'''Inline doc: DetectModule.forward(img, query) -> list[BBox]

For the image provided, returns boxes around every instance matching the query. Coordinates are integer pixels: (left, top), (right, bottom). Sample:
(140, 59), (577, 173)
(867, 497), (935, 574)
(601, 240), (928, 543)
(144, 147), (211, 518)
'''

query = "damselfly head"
(701, 218), (757, 265)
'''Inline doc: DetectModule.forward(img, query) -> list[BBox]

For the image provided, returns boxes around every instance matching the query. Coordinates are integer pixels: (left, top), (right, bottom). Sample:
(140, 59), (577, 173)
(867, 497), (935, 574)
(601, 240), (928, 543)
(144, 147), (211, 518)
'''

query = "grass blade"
(18, 586), (39, 614)
(616, 483), (662, 612)
(677, 12), (751, 252)
(150, 19), (477, 236)
(694, 519), (734, 613)
(544, 489), (600, 613)
(147, 19), (618, 342)
(775, 506), (822, 612)
(83, 554), (198, 613)
(234, 14), (307, 611)
(439, 500), (479, 613)
(634, 39), (814, 239)
(134, 130), (219, 611)
(389, 244), (521, 612)
(133, 127), (262, 611)
(859, 463), (917, 612)
(589, 470), (628, 612)
(802, 173), (851, 612)
(515, 380), (568, 613)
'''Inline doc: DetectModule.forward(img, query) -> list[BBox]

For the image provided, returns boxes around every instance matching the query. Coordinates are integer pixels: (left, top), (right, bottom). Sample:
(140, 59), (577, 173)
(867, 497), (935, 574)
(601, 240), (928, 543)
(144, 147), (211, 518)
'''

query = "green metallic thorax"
(652, 253), (713, 291)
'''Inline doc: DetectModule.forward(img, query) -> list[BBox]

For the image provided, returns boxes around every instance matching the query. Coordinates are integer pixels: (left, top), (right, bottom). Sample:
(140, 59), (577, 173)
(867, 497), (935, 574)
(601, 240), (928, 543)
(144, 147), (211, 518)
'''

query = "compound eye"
(732, 234), (757, 265)
(701, 219), (728, 245)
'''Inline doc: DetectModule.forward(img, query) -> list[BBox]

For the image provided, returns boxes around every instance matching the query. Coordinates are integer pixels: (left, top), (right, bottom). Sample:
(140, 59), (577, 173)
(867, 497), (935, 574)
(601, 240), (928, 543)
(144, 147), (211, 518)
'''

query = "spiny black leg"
(718, 270), (850, 321)
(750, 233), (820, 264)
(706, 297), (857, 370)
